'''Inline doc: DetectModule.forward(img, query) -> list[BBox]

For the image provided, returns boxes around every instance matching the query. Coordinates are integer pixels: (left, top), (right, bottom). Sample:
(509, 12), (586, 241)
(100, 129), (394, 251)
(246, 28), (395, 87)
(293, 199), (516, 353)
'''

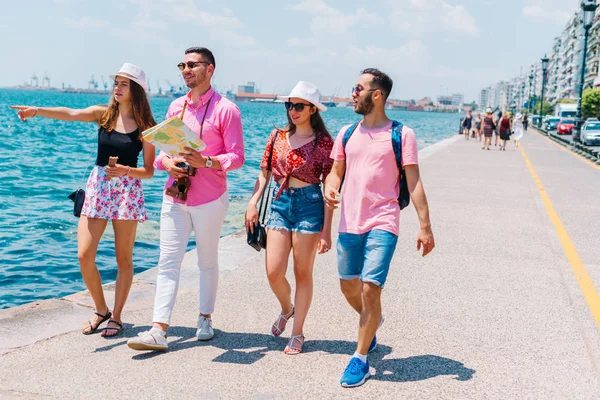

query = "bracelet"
(32, 107), (38, 117)
(126, 166), (132, 176)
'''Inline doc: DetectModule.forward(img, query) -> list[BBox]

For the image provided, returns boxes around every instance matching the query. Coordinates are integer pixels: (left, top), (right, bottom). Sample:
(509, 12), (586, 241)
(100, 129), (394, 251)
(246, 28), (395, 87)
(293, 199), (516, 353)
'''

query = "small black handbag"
(247, 132), (278, 252)
(68, 189), (86, 217)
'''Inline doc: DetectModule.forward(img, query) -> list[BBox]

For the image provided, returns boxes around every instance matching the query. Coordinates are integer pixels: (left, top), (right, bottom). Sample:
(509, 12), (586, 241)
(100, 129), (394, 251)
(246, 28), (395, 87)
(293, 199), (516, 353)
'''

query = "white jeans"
(152, 192), (229, 325)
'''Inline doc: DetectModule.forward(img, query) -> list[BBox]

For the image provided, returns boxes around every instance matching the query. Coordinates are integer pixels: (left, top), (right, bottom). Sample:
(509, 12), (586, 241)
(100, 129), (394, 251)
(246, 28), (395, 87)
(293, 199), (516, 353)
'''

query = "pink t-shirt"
(330, 121), (418, 236)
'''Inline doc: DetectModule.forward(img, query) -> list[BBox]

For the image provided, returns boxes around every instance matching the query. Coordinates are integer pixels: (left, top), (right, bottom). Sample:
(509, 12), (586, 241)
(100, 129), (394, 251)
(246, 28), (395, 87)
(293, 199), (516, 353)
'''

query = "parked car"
(581, 121), (600, 146)
(544, 117), (561, 131)
(557, 119), (575, 135)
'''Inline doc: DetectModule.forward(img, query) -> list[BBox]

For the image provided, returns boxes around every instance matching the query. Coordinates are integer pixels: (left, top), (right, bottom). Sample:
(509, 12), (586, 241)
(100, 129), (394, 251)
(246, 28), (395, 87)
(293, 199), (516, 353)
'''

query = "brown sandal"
(82, 309), (111, 335)
(101, 319), (123, 337)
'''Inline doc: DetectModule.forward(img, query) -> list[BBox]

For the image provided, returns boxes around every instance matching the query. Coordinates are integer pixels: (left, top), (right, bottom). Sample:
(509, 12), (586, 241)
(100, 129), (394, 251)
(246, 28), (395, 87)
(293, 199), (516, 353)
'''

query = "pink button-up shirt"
(154, 87), (245, 206)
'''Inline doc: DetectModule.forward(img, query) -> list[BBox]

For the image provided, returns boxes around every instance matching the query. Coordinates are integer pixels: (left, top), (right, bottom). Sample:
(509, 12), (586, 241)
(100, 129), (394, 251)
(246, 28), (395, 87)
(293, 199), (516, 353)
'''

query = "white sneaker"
(196, 316), (214, 341)
(127, 328), (168, 351)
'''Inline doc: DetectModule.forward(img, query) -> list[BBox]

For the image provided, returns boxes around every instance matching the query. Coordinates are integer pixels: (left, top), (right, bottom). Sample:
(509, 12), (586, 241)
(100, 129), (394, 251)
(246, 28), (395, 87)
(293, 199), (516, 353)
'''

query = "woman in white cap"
(245, 81), (334, 354)
(11, 63), (156, 337)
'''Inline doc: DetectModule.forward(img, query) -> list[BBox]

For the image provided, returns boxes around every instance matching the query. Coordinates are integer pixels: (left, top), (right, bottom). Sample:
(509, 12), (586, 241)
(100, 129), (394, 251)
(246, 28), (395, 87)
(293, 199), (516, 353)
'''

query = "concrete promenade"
(1, 129), (600, 399)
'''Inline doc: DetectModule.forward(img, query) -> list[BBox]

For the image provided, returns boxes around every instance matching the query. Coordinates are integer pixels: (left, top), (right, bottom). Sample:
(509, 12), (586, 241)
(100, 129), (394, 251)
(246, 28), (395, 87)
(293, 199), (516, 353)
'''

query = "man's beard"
(355, 95), (374, 115)
(185, 72), (205, 89)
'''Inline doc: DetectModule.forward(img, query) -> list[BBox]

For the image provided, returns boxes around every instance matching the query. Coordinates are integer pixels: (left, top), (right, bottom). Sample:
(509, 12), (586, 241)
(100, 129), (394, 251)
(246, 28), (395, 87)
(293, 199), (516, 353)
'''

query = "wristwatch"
(205, 156), (213, 168)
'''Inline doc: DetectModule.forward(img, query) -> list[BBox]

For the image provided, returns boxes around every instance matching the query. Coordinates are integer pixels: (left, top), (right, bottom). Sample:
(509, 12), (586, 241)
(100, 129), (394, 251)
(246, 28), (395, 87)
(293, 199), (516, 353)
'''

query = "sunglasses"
(351, 86), (378, 95)
(284, 101), (313, 112)
(177, 61), (210, 71)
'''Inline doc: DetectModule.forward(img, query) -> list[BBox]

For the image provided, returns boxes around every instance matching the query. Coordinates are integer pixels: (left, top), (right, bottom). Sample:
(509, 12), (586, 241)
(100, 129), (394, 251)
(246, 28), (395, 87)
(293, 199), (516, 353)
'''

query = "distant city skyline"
(0, 0), (580, 102)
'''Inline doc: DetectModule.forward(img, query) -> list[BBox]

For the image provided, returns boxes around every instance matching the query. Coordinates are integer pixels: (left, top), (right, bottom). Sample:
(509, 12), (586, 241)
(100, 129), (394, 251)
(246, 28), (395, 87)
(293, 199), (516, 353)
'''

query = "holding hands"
(323, 184), (340, 210)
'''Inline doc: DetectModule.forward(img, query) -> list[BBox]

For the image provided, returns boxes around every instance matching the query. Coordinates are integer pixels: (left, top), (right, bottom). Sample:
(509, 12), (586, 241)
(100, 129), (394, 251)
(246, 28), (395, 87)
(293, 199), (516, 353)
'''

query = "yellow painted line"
(519, 145), (600, 329)
(532, 129), (600, 171)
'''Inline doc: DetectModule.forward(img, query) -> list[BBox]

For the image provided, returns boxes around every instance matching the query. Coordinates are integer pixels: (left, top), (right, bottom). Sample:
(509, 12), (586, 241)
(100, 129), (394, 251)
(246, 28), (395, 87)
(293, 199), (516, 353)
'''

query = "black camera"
(176, 162), (196, 177)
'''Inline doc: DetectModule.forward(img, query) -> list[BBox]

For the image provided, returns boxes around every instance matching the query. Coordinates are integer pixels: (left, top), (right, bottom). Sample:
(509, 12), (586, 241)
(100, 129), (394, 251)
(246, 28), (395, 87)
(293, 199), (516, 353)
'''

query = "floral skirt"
(81, 166), (147, 222)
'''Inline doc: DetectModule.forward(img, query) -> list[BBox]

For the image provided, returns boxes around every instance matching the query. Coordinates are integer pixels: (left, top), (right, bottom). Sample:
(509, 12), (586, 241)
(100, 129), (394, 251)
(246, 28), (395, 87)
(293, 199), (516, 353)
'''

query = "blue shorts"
(337, 229), (398, 288)
(265, 183), (324, 234)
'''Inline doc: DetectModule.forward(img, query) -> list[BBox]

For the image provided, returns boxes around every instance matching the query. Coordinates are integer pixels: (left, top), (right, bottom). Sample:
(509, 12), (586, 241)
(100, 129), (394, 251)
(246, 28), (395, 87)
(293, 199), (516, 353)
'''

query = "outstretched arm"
(10, 105), (106, 123)
(404, 164), (435, 257)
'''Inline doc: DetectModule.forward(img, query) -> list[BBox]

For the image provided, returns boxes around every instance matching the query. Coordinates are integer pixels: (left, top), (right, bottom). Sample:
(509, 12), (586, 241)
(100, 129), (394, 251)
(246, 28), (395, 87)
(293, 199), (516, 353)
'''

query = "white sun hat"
(109, 63), (149, 92)
(485, 107), (493, 113)
(277, 81), (327, 112)
(516, 112), (523, 119)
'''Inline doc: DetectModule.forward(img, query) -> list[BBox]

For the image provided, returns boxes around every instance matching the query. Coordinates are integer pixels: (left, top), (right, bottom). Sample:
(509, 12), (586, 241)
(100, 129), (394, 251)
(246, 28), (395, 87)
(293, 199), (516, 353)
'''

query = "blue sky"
(0, 0), (580, 101)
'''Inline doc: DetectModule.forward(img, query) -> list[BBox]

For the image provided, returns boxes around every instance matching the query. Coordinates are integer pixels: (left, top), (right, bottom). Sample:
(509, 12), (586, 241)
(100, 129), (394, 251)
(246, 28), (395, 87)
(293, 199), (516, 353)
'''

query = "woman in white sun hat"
(513, 112), (524, 147)
(245, 81), (334, 354)
(11, 63), (156, 337)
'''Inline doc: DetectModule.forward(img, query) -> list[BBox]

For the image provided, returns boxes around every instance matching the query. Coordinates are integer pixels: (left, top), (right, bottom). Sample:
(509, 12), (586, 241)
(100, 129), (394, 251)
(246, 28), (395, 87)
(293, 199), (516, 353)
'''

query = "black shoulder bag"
(247, 131), (279, 252)
(68, 165), (92, 217)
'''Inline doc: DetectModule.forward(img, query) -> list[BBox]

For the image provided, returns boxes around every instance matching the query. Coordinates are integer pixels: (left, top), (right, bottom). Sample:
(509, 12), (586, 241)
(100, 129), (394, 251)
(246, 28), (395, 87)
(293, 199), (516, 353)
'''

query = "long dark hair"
(279, 105), (331, 149)
(99, 79), (156, 133)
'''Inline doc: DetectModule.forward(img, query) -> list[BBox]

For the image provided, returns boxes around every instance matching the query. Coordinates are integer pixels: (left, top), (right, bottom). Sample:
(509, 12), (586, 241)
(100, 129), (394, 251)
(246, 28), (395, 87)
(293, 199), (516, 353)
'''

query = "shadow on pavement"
(94, 327), (475, 383)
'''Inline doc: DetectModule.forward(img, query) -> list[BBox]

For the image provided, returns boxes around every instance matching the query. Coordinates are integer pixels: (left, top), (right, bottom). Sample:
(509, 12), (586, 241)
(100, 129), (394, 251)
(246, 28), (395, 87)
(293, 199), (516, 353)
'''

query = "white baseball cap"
(277, 81), (327, 112)
(109, 63), (148, 92)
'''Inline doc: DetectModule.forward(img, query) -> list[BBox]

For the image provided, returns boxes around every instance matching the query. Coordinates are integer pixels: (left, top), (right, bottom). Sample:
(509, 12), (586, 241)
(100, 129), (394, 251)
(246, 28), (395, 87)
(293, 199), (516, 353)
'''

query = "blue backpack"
(342, 120), (410, 210)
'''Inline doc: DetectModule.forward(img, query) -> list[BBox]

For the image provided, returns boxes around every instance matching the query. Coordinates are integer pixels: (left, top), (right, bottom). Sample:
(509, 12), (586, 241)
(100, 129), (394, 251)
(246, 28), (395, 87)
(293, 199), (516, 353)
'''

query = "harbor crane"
(100, 76), (108, 91)
(88, 75), (98, 90)
(31, 73), (39, 87)
(43, 73), (50, 88)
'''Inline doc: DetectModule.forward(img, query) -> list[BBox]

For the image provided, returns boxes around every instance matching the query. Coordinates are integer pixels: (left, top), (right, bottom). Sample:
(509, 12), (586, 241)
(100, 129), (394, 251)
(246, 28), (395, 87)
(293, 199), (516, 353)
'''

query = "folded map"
(142, 116), (206, 156)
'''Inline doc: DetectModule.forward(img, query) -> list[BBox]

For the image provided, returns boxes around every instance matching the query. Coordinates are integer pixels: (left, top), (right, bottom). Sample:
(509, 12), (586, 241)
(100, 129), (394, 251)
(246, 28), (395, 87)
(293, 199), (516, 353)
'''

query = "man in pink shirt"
(325, 68), (435, 387)
(128, 47), (244, 351)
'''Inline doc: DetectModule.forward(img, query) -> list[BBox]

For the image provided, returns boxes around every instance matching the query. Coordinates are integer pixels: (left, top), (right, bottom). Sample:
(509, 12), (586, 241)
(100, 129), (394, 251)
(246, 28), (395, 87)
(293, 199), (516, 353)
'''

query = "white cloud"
(389, 0), (479, 36)
(290, 0), (338, 16)
(522, 0), (579, 25)
(290, 0), (383, 35)
(64, 16), (107, 30)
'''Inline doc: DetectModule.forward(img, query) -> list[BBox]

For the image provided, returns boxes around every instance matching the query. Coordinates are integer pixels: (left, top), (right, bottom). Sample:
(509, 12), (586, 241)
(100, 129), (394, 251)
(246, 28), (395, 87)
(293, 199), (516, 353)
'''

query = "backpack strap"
(340, 122), (360, 190)
(342, 122), (360, 149)
(391, 120), (404, 173)
(391, 120), (411, 210)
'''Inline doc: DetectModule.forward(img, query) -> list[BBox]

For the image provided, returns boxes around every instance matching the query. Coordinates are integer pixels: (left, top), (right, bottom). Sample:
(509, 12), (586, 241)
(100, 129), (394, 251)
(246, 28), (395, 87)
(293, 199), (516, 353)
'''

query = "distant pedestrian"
(523, 112), (529, 131)
(127, 47), (245, 352)
(11, 63), (157, 337)
(324, 68), (435, 388)
(462, 110), (473, 140)
(498, 113), (512, 151)
(475, 112), (483, 142)
(245, 81), (334, 355)
(513, 113), (524, 147)
(495, 110), (503, 146)
(482, 108), (495, 150)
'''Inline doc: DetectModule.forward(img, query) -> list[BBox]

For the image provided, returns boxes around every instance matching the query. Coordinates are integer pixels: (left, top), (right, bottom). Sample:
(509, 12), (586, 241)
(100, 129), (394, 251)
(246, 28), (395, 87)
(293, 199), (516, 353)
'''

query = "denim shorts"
(265, 183), (324, 234)
(337, 229), (399, 288)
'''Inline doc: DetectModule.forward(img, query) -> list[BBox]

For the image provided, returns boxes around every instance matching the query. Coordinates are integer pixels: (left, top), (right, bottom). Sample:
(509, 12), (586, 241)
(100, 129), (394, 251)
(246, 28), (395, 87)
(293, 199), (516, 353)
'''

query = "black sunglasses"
(177, 61), (210, 71)
(284, 101), (313, 112)
(352, 86), (378, 95)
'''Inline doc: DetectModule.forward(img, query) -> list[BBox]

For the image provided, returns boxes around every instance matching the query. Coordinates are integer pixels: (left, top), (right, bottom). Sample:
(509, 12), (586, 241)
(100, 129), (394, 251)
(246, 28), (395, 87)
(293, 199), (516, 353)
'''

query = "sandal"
(270, 306), (294, 337)
(82, 309), (112, 335)
(284, 334), (305, 355)
(101, 319), (123, 337)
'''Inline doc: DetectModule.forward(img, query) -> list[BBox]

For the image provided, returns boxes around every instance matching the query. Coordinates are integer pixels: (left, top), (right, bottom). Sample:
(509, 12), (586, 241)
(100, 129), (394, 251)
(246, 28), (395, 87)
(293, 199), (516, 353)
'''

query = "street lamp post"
(538, 55), (549, 129)
(528, 71), (534, 114)
(573, 0), (597, 142)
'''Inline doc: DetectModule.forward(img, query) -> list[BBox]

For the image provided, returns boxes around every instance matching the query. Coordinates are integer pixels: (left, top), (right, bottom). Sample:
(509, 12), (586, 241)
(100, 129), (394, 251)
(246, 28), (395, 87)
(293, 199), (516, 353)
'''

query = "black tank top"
(95, 126), (143, 167)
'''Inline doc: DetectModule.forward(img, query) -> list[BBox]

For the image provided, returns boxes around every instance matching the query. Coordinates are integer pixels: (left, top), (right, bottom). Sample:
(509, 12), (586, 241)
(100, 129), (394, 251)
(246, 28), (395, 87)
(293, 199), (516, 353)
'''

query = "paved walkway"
(1, 129), (600, 399)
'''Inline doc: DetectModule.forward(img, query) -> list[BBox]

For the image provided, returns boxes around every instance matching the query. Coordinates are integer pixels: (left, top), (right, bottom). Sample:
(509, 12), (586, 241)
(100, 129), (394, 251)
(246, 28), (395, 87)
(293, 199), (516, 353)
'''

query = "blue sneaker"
(340, 357), (371, 387)
(368, 315), (385, 353)
(368, 335), (377, 353)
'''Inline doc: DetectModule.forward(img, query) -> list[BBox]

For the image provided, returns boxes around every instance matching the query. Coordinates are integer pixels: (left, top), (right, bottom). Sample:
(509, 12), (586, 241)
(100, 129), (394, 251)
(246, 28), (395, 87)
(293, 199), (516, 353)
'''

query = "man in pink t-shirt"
(325, 68), (435, 388)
